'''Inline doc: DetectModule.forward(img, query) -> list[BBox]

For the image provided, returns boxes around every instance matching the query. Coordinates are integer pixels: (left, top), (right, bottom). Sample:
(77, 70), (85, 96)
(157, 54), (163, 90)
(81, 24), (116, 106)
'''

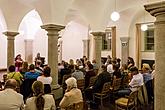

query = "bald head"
(4, 79), (17, 90)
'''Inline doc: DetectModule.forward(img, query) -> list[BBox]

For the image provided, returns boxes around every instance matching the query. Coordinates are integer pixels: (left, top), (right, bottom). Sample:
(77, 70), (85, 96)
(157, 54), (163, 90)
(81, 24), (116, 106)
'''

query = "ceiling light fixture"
(111, 0), (120, 21)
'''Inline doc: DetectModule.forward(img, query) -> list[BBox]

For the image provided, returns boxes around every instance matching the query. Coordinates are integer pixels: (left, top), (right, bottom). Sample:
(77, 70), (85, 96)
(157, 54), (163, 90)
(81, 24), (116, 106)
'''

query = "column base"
(51, 84), (63, 100)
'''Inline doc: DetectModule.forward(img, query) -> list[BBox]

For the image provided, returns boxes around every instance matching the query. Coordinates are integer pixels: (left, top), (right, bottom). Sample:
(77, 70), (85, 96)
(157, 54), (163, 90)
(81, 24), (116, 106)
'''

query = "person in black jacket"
(85, 65), (112, 101)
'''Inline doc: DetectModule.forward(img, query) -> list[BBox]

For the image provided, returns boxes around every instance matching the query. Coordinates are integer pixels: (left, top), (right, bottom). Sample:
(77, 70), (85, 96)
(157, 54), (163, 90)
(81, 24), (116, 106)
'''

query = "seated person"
(85, 65), (112, 101)
(0, 79), (24, 110)
(25, 81), (56, 110)
(7, 65), (23, 86)
(59, 77), (83, 109)
(84, 64), (96, 88)
(37, 66), (52, 94)
(24, 64), (40, 80)
(71, 65), (84, 80)
(117, 66), (143, 97)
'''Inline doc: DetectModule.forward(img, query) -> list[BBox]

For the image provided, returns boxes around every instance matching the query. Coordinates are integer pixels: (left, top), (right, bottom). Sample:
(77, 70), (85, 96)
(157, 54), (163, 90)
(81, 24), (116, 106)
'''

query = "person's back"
(93, 65), (112, 93)
(25, 94), (55, 110)
(59, 77), (83, 109)
(25, 64), (40, 79)
(25, 81), (56, 110)
(0, 79), (24, 110)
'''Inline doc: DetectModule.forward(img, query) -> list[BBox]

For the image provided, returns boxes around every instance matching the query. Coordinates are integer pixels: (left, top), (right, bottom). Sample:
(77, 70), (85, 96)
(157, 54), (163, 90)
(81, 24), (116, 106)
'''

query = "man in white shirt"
(118, 66), (143, 96)
(0, 79), (24, 110)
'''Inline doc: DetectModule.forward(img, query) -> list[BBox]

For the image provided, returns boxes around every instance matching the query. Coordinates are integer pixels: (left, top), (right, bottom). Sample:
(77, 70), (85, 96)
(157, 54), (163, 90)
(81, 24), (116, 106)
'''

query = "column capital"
(41, 24), (65, 32)
(120, 37), (130, 43)
(145, 1), (165, 17)
(3, 31), (19, 37)
(91, 32), (105, 36)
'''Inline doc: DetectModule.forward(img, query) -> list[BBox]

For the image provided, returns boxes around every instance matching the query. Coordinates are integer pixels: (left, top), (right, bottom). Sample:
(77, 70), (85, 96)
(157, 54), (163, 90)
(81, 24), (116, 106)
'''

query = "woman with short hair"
(59, 77), (83, 109)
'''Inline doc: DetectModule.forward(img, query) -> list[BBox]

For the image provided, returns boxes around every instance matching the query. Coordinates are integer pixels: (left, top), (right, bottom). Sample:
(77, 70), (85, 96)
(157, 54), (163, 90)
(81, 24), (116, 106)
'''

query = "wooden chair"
(88, 76), (97, 87)
(65, 101), (84, 110)
(110, 77), (122, 92)
(77, 79), (85, 91)
(93, 82), (111, 107)
(115, 90), (138, 110)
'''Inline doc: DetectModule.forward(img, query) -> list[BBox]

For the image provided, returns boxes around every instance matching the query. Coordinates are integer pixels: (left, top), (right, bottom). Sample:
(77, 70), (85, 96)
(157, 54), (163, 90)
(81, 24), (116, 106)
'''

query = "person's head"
(69, 59), (74, 65)
(22, 61), (28, 69)
(37, 53), (40, 58)
(101, 65), (107, 72)
(32, 81), (45, 110)
(75, 65), (79, 70)
(127, 57), (135, 65)
(130, 66), (139, 75)
(29, 64), (35, 70)
(87, 63), (93, 70)
(113, 64), (120, 71)
(92, 59), (96, 64)
(142, 63), (151, 72)
(15, 54), (21, 60)
(8, 65), (15, 72)
(4, 79), (17, 90)
(65, 77), (77, 90)
(43, 66), (51, 77)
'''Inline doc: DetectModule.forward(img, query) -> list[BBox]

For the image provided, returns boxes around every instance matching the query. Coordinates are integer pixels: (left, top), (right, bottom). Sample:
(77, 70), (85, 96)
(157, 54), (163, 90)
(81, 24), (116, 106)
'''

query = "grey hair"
(65, 77), (77, 88)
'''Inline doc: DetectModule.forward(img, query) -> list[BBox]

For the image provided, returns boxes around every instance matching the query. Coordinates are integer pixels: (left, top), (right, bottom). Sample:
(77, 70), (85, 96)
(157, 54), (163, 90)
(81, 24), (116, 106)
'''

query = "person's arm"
(59, 93), (70, 109)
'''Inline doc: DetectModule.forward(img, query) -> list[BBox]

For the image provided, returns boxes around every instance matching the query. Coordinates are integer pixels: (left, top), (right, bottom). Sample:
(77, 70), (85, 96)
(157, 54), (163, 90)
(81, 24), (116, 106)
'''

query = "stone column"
(111, 26), (116, 58)
(145, 2), (165, 110)
(24, 39), (33, 64)
(58, 38), (63, 63)
(120, 37), (130, 65)
(91, 32), (105, 69)
(3, 31), (19, 69)
(82, 39), (90, 59)
(41, 24), (65, 99)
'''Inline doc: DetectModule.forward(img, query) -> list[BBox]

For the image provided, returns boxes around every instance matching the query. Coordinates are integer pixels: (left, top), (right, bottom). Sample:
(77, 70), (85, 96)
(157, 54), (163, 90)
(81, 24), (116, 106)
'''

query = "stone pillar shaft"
(111, 26), (116, 58)
(120, 37), (130, 65)
(3, 31), (19, 69)
(91, 32), (105, 69)
(145, 2), (165, 110)
(41, 24), (65, 87)
(82, 39), (90, 59)
(24, 39), (33, 63)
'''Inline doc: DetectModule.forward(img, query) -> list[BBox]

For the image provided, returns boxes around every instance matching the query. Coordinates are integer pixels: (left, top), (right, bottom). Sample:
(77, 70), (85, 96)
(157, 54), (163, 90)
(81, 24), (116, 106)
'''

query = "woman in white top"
(37, 66), (52, 84)
(25, 81), (56, 110)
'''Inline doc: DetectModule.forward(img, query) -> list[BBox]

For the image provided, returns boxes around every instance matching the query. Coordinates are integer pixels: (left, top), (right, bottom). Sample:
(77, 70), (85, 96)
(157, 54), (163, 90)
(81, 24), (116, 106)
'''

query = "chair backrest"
(112, 77), (122, 91)
(101, 82), (111, 94)
(66, 101), (84, 110)
(88, 76), (96, 87)
(77, 79), (85, 91)
(128, 90), (138, 106)
(44, 84), (51, 94)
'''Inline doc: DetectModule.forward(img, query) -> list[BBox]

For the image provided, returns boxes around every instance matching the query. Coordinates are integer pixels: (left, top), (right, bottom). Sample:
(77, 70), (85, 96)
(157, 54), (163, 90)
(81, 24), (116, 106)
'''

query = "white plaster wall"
(33, 29), (48, 64)
(0, 10), (7, 68)
(62, 21), (88, 62)
(129, 10), (155, 63)
(101, 51), (112, 58)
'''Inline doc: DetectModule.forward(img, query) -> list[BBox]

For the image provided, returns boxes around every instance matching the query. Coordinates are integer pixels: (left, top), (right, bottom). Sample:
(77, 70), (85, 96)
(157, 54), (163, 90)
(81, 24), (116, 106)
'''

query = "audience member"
(118, 66), (143, 96)
(0, 79), (24, 110)
(85, 65), (112, 101)
(37, 66), (52, 94)
(24, 64), (40, 80)
(25, 81), (56, 110)
(71, 65), (84, 80)
(7, 65), (23, 86)
(20, 61), (29, 77)
(59, 77), (83, 109)
(112, 64), (122, 78)
(84, 64), (96, 88)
